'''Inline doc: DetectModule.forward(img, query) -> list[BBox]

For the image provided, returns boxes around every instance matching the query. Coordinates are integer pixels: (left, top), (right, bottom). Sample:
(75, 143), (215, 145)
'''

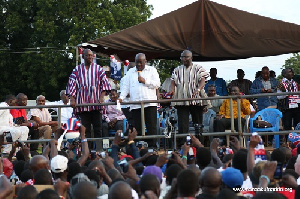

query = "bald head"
(72, 181), (98, 199)
(29, 155), (49, 174)
(199, 167), (222, 194)
(180, 50), (193, 67)
(108, 181), (132, 199)
(83, 49), (93, 66)
(88, 160), (104, 170)
(16, 93), (28, 106)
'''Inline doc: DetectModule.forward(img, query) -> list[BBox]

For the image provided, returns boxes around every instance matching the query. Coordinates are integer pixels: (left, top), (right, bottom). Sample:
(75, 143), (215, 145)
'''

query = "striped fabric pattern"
(171, 64), (209, 106)
(66, 63), (111, 113)
(282, 77), (300, 107)
(62, 118), (81, 132)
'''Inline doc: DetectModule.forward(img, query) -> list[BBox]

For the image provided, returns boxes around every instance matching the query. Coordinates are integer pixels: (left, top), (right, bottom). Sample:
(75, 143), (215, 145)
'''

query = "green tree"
(0, 0), (153, 100)
(278, 53), (300, 82)
(149, 59), (181, 87)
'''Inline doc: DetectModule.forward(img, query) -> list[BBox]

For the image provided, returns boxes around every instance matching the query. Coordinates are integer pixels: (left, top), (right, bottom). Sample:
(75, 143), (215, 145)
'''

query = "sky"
(147, 0), (300, 81)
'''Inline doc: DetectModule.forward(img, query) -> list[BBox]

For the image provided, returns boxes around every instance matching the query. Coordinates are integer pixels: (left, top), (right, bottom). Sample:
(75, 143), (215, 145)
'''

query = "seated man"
(46, 90), (73, 124)
(207, 84), (223, 113)
(0, 95), (29, 153)
(10, 93), (38, 129)
(214, 86), (251, 133)
(27, 95), (58, 144)
(102, 89), (126, 137)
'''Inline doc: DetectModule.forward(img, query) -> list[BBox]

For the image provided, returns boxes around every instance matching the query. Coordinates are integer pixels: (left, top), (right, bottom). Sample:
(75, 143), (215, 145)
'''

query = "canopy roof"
(88, 0), (300, 61)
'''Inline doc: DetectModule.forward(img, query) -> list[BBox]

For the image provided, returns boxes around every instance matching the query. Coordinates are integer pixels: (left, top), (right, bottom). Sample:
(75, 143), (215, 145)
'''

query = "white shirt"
(0, 102), (13, 127)
(120, 75), (130, 109)
(120, 65), (160, 110)
(27, 108), (52, 122)
(46, 100), (73, 124)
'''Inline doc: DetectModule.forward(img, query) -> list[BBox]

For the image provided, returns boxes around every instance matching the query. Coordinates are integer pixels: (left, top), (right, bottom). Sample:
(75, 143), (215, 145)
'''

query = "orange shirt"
(219, 99), (250, 118)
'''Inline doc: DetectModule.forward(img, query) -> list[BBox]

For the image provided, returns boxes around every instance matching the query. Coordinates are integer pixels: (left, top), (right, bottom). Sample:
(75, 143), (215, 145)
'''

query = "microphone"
(138, 71), (141, 76)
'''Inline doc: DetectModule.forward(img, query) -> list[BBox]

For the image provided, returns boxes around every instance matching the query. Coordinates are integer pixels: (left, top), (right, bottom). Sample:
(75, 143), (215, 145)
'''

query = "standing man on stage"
(119, 53), (160, 147)
(170, 50), (210, 142)
(66, 49), (111, 149)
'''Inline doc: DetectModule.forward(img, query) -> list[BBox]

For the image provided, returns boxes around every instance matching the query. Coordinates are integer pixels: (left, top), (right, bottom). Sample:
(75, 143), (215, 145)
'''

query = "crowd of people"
(0, 48), (299, 198)
(1, 126), (300, 198)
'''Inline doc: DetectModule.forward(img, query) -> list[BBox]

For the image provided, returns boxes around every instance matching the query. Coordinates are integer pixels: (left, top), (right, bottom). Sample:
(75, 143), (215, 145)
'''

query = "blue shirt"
(205, 78), (228, 96)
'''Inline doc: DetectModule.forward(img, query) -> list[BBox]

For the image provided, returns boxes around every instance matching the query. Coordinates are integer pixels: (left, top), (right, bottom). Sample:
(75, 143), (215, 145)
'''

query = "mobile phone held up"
(119, 132), (125, 141)
(186, 135), (191, 145)
(4, 132), (13, 143)
(118, 159), (129, 173)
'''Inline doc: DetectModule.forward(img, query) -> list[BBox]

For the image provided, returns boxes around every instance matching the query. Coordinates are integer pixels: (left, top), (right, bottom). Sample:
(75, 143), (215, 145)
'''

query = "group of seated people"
(1, 124), (300, 199)
(202, 66), (300, 135)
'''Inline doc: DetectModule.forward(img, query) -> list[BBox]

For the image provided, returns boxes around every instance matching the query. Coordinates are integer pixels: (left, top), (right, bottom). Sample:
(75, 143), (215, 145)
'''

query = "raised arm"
(77, 125), (89, 167)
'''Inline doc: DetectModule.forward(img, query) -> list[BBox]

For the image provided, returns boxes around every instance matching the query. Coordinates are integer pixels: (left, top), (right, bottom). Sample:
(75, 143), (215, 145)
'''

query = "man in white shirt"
(46, 90), (73, 124)
(119, 53), (160, 146)
(0, 95), (29, 153)
(27, 95), (58, 145)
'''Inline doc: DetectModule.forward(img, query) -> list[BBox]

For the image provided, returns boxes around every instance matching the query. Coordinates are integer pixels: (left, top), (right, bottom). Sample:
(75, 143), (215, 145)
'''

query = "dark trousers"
(79, 110), (102, 150)
(176, 105), (204, 134)
(131, 106), (157, 147)
(214, 118), (246, 132)
(176, 105), (204, 145)
(121, 107), (135, 128)
(29, 128), (39, 151)
(283, 107), (300, 130)
(102, 120), (124, 137)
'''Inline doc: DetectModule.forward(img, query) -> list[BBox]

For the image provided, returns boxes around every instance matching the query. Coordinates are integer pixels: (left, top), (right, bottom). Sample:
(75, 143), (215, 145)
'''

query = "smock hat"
(142, 165), (163, 183)
(51, 155), (68, 173)
(221, 167), (244, 188)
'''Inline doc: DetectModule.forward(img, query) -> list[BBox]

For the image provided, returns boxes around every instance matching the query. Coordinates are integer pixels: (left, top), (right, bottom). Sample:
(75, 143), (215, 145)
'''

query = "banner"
(110, 55), (122, 80)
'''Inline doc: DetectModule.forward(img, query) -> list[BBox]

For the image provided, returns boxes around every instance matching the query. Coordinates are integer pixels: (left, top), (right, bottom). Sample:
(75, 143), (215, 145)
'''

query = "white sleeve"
(119, 73), (130, 100)
(144, 67), (161, 89)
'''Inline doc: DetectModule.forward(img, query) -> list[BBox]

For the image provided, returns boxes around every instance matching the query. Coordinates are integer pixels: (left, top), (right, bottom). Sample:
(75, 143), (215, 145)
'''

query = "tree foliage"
(0, 0), (152, 100)
(149, 59), (181, 85)
(282, 53), (300, 74)
(277, 53), (300, 80)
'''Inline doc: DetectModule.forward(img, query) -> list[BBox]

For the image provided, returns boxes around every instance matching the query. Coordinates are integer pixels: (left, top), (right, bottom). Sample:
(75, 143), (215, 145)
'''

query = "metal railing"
(1, 91), (300, 148)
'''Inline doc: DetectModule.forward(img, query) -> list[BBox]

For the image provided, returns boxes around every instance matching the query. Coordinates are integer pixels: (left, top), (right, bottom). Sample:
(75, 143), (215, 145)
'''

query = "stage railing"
(1, 91), (300, 148)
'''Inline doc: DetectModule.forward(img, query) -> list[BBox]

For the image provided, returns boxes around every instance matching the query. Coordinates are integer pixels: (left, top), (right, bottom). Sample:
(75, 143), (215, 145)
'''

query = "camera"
(14, 116), (25, 125)
(72, 137), (81, 146)
(118, 159), (129, 173)
(4, 132), (13, 143)
(186, 135), (191, 145)
(119, 132), (125, 140)
(167, 150), (173, 158)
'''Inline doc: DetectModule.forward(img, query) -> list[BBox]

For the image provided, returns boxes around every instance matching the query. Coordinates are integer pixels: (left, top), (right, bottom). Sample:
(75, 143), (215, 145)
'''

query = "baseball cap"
(221, 167), (244, 188)
(142, 165), (162, 183)
(51, 155), (68, 173)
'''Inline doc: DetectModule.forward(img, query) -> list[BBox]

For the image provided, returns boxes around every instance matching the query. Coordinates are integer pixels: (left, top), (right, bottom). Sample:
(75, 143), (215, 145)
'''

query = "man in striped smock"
(66, 49), (111, 149)
(170, 50), (211, 142)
